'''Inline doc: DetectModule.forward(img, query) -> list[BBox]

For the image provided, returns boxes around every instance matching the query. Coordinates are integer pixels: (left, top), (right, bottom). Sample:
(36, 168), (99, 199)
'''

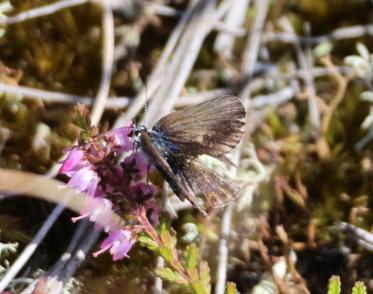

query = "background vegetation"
(0, 0), (372, 293)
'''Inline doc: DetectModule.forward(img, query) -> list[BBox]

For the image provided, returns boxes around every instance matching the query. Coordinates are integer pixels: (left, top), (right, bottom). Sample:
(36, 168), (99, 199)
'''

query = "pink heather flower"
(72, 198), (121, 232)
(123, 151), (151, 176)
(58, 118), (160, 261)
(129, 182), (157, 200)
(92, 185), (105, 198)
(93, 229), (135, 260)
(129, 182), (158, 224)
(106, 125), (134, 152)
(68, 166), (100, 197)
(145, 200), (159, 225)
(59, 147), (84, 176)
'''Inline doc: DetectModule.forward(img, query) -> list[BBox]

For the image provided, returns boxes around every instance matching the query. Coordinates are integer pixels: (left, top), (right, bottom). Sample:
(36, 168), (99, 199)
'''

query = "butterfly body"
(137, 128), (203, 210)
(136, 96), (246, 214)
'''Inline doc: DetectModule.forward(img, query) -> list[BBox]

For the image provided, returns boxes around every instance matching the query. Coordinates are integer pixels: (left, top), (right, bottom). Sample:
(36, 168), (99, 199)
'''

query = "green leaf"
(225, 282), (239, 294)
(75, 104), (91, 141)
(184, 244), (199, 271)
(160, 223), (169, 241)
(327, 275), (341, 294)
(159, 222), (177, 253)
(191, 283), (208, 294)
(352, 281), (367, 294)
(138, 235), (159, 251)
(75, 104), (88, 128)
(199, 261), (211, 294)
(155, 267), (188, 285)
(159, 246), (174, 264)
(160, 222), (176, 245)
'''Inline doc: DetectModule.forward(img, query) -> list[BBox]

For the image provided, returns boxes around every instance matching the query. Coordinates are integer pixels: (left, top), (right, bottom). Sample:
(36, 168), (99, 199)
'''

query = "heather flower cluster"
(59, 105), (158, 261)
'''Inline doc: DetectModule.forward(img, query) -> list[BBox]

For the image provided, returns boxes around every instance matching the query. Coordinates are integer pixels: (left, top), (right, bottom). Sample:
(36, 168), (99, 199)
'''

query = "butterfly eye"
(134, 125), (147, 136)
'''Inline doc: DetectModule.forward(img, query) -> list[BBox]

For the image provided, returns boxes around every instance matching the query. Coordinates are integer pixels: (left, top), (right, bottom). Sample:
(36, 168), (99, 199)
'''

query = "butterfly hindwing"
(178, 160), (240, 207)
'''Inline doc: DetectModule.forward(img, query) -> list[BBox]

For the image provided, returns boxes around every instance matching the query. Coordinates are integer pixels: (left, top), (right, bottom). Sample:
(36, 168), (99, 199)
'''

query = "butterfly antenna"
(144, 83), (148, 127)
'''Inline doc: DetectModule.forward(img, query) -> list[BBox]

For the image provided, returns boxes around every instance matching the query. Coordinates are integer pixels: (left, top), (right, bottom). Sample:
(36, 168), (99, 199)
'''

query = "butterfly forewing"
(152, 96), (245, 158)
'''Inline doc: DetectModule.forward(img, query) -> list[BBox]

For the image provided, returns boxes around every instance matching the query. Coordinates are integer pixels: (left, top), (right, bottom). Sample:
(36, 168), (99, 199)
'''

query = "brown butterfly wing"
(178, 160), (240, 207)
(148, 96), (245, 209)
(152, 96), (245, 159)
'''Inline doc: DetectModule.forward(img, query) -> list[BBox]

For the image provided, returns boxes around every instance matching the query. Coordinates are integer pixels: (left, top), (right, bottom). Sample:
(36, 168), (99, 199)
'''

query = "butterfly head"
(134, 124), (147, 136)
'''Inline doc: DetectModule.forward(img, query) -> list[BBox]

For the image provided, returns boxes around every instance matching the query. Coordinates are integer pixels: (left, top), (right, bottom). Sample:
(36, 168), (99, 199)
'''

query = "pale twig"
(240, 0), (269, 77)
(315, 56), (351, 159)
(216, 24), (373, 44)
(281, 18), (320, 129)
(0, 169), (89, 214)
(239, 0), (269, 104)
(59, 225), (101, 282)
(214, 21), (246, 39)
(319, 56), (350, 135)
(214, 0), (238, 21)
(288, 62), (301, 96)
(47, 220), (91, 277)
(304, 22), (320, 129)
(339, 222), (373, 251)
(0, 169), (122, 229)
(0, 83), (129, 109)
(146, 0), (218, 124)
(248, 60), (352, 81)
(263, 24), (373, 45)
(215, 143), (242, 294)
(251, 87), (295, 108)
(215, 203), (234, 294)
(113, 0), (198, 128)
(90, 5), (114, 126)
(265, 65), (353, 81)
(0, 0), (89, 25)
(214, 0), (251, 60)
(216, 1), (269, 293)
(146, 2), (181, 17)
(153, 257), (165, 294)
(338, 222), (373, 251)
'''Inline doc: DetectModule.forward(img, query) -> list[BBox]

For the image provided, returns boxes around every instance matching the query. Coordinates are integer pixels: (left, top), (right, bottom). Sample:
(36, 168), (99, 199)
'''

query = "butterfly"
(135, 95), (246, 215)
